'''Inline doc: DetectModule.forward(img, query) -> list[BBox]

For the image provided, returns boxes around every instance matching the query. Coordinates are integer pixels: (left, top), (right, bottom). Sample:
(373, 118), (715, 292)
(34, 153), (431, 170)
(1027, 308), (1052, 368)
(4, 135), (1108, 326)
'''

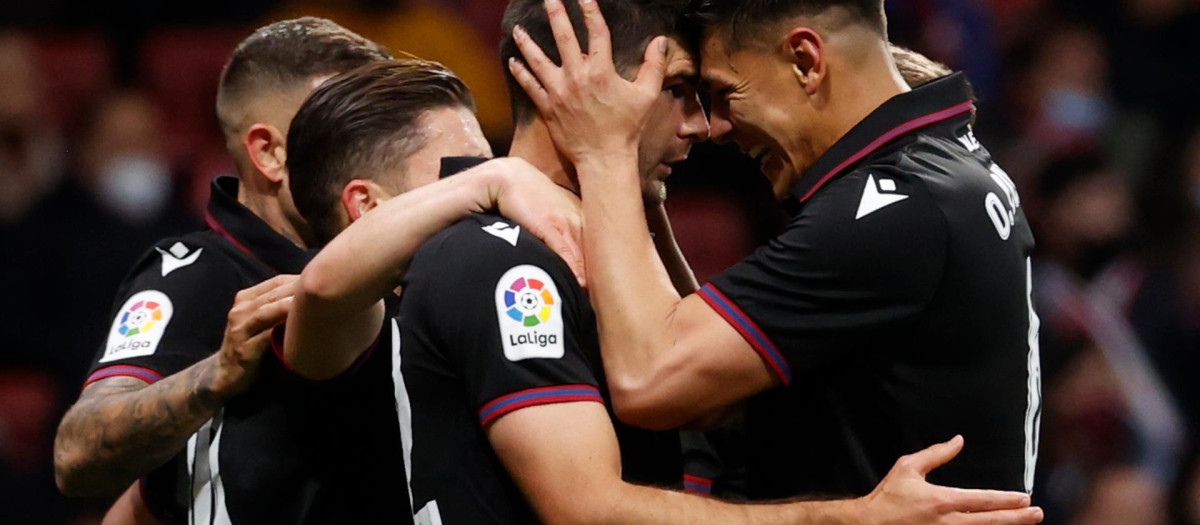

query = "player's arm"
(508, 0), (775, 428)
(284, 157), (583, 380)
(490, 404), (1041, 525)
(647, 202), (699, 296)
(54, 276), (296, 496)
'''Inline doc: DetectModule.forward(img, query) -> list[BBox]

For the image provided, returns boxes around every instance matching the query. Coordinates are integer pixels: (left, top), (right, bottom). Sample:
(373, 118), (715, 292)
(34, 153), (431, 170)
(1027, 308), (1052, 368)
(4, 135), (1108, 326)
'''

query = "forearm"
(288, 168), (507, 378)
(646, 203), (699, 296)
(300, 168), (504, 310)
(607, 483), (857, 525)
(577, 155), (688, 399)
(54, 356), (227, 496)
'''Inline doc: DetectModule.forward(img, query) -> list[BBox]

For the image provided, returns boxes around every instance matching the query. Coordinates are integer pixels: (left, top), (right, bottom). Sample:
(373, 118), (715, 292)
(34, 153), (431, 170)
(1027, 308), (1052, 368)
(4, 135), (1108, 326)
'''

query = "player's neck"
(820, 47), (911, 154)
(236, 179), (311, 249)
(508, 120), (581, 196)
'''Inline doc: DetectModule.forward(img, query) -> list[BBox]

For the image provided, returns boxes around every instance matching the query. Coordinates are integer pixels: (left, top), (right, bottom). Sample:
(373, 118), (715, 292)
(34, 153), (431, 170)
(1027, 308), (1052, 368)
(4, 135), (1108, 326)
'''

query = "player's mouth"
(658, 155), (689, 178)
(740, 143), (776, 173)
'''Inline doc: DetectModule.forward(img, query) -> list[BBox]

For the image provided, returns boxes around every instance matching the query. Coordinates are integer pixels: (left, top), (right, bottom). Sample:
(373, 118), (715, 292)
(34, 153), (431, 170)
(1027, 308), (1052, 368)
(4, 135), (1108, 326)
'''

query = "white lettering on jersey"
(482, 222), (521, 247)
(99, 290), (174, 363)
(856, 174), (909, 220)
(958, 127), (982, 152)
(985, 163), (1021, 240)
(495, 265), (564, 361)
(156, 242), (203, 277)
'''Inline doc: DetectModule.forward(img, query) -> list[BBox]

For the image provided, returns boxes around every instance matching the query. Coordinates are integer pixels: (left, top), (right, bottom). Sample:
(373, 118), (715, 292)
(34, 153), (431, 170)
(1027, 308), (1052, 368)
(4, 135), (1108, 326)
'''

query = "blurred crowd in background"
(0, 0), (1197, 523)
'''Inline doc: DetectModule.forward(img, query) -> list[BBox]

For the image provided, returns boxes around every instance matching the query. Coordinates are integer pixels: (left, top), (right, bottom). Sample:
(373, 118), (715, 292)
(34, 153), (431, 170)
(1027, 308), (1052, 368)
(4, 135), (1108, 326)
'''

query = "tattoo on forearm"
(55, 357), (225, 495)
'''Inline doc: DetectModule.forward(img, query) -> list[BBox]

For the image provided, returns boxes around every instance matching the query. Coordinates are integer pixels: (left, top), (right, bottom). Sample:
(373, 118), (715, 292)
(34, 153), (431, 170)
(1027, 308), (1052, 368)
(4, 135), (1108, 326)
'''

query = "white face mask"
(96, 154), (172, 222)
(1045, 88), (1111, 136)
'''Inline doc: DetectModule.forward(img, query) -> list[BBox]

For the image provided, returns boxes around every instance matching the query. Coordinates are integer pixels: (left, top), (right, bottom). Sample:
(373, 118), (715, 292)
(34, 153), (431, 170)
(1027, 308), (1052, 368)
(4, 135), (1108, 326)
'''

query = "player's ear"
(341, 179), (385, 222)
(785, 28), (825, 97)
(244, 123), (288, 184)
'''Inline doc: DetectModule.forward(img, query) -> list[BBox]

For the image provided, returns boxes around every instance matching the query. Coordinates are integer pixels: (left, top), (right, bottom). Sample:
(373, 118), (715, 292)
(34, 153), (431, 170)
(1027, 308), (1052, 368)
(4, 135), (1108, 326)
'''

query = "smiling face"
(634, 37), (710, 204)
(701, 32), (820, 199)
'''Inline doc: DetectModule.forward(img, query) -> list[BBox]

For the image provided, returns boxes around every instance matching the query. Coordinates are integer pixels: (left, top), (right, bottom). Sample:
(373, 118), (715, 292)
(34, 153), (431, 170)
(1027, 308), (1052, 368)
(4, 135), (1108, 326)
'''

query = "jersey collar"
(783, 72), (976, 215)
(203, 176), (312, 274)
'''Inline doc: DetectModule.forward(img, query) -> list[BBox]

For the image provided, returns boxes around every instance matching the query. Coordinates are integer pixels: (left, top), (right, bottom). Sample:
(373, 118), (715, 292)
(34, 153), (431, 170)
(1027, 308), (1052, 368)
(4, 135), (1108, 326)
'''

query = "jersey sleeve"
(401, 218), (604, 428)
(84, 239), (238, 387)
(703, 168), (949, 385)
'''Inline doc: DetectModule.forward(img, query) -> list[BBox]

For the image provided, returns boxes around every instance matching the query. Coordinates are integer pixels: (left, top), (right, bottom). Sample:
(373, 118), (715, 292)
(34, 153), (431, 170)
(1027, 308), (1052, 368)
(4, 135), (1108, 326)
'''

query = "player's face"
(636, 37), (710, 204)
(701, 33), (815, 199)
(380, 105), (493, 194)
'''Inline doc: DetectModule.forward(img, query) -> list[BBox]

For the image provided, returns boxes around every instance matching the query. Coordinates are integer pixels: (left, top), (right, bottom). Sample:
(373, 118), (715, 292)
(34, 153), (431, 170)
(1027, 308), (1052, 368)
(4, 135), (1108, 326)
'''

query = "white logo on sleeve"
(856, 174), (909, 220)
(156, 242), (203, 277)
(99, 290), (174, 363)
(482, 222), (521, 247)
(495, 265), (564, 361)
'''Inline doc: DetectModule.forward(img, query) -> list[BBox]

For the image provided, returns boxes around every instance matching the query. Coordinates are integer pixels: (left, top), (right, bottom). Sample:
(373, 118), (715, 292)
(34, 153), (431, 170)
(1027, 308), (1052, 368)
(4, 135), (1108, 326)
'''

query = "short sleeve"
(84, 239), (238, 387)
(401, 217), (604, 427)
(703, 169), (948, 384)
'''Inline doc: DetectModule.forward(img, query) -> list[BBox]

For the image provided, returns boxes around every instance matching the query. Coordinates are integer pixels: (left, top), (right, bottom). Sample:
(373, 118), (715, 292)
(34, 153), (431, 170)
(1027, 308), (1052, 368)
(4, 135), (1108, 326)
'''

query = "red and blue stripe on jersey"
(84, 365), (164, 388)
(479, 384), (603, 427)
(683, 474), (713, 495)
(697, 284), (793, 385)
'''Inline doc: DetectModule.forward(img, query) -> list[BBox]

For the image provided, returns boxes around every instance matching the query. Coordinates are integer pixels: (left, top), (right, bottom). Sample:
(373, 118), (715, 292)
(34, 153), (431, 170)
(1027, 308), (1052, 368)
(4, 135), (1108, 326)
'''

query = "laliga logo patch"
(100, 290), (174, 363)
(495, 265), (564, 361)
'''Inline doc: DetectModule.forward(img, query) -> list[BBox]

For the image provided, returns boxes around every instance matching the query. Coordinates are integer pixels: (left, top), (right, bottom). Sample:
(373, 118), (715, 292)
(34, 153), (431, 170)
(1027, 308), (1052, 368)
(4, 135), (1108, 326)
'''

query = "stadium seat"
(139, 27), (246, 162)
(664, 190), (757, 284)
(32, 31), (114, 132)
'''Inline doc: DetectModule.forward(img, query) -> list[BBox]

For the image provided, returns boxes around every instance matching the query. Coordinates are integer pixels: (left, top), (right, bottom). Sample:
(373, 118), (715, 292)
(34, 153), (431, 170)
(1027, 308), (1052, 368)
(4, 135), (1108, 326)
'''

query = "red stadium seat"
(0, 369), (58, 474)
(664, 190), (757, 284)
(32, 31), (114, 132)
(139, 27), (246, 162)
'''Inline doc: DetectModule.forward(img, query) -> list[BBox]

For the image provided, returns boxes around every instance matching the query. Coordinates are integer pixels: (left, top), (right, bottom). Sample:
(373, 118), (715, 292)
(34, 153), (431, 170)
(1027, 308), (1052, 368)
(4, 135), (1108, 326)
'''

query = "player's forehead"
(698, 33), (738, 89)
(662, 36), (699, 83)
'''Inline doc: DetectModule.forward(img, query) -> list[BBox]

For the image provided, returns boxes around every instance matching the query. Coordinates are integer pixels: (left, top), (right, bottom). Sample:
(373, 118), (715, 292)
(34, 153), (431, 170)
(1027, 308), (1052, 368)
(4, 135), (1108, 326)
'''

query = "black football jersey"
(700, 73), (1041, 497)
(394, 212), (680, 525)
(85, 176), (411, 524)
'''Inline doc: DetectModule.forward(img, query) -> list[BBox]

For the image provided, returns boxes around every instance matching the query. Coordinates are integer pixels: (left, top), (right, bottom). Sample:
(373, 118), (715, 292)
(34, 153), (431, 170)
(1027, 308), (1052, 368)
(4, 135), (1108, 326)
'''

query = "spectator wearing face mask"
(13, 90), (196, 394)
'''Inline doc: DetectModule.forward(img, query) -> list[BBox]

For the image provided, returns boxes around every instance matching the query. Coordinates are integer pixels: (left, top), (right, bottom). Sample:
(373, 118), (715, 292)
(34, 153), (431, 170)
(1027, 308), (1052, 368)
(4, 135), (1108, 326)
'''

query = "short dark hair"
(287, 60), (476, 245)
(216, 17), (392, 136)
(500, 0), (689, 124)
(688, 0), (887, 49)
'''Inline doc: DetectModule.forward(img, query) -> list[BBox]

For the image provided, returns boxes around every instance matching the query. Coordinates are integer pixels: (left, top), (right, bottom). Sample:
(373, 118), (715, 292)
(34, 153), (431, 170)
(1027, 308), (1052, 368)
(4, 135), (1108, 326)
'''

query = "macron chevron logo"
(482, 221), (520, 247)
(855, 175), (909, 220)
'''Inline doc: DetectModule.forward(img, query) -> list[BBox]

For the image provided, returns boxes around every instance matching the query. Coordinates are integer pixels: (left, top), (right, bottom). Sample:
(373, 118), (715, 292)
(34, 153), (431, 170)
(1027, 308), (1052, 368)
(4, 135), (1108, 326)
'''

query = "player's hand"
(507, 0), (667, 167)
(857, 436), (1044, 525)
(480, 157), (586, 287)
(210, 274), (298, 398)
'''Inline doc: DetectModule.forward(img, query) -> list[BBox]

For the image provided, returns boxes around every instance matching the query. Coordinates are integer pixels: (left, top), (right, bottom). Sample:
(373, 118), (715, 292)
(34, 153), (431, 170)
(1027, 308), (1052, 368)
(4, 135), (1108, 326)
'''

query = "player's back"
(396, 212), (680, 524)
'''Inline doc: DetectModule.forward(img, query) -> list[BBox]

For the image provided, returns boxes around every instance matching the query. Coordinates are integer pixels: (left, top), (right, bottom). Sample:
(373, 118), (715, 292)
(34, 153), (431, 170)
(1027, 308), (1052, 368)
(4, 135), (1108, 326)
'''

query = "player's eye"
(667, 82), (696, 100)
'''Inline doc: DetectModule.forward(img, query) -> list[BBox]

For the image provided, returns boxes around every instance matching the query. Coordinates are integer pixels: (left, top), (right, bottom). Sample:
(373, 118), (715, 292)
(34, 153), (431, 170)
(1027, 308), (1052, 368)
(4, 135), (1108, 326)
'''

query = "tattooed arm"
(53, 275), (297, 497)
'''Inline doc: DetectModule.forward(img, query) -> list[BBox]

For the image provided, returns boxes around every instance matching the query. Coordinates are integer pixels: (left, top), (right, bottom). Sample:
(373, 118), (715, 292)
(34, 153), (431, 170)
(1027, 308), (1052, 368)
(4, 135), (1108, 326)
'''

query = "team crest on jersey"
(99, 290), (174, 363)
(495, 265), (564, 361)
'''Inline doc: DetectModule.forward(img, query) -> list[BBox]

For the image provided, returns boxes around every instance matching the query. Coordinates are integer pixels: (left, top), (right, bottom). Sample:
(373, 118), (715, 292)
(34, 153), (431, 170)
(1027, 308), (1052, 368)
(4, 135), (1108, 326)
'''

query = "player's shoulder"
(116, 230), (246, 303)
(417, 212), (571, 278)
(801, 164), (945, 230)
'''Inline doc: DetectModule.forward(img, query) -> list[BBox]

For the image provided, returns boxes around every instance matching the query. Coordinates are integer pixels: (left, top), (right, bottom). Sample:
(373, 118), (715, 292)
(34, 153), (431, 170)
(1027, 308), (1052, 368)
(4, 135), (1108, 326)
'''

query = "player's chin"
(764, 160), (798, 200)
(642, 181), (668, 206)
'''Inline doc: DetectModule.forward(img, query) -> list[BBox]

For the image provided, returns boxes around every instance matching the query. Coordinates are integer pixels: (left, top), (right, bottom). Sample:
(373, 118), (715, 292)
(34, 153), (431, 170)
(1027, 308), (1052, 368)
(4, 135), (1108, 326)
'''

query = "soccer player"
(51, 18), (392, 521)
(679, 42), (960, 498)
(508, 0), (1040, 501)
(282, 2), (1040, 524)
